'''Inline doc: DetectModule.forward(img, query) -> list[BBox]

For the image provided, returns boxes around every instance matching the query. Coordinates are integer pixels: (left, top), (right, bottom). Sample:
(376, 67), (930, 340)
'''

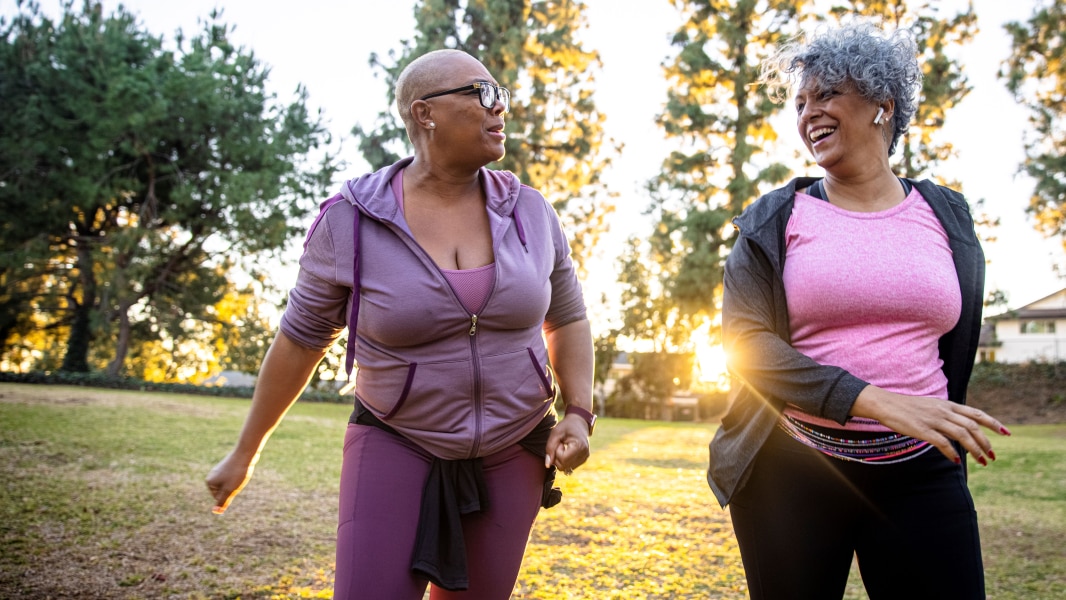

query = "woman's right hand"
(205, 449), (258, 514)
(852, 386), (1010, 465)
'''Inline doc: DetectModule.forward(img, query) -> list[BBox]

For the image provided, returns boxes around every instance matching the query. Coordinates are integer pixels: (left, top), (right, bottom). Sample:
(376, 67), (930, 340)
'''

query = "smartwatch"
(565, 405), (597, 436)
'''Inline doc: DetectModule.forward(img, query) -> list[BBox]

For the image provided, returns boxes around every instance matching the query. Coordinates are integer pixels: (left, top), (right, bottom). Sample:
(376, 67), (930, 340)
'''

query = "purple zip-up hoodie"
(279, 157), (587, 460)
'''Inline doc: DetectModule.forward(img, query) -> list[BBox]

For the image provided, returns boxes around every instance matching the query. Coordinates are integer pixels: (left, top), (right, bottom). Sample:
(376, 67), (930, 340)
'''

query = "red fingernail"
(953, 456), (961, 465)
(1000, 426), (1012, 436)
(977, 456), (987, 466)
(988, 450), (996, 461)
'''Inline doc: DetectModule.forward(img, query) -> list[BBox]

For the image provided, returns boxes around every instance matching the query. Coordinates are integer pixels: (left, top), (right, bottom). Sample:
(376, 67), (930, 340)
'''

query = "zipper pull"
(469, 314), (478, 336)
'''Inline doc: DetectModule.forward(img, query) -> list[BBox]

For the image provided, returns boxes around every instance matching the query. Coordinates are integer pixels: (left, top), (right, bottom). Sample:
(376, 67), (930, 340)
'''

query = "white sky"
(8, 0), (1064, 325)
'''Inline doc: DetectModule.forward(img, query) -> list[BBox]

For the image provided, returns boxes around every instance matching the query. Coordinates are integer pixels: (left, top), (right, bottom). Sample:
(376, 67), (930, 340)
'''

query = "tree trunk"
(60, 244), (97, 372)
(105, 303), (132, 377)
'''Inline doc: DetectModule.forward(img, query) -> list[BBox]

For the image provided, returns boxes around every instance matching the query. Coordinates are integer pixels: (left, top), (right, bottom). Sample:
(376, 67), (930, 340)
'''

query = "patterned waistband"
(779, 414), (932, 464)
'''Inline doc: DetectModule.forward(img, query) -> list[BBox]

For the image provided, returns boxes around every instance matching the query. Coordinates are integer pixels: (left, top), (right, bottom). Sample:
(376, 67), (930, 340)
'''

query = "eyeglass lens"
(480, 84), (510, 112)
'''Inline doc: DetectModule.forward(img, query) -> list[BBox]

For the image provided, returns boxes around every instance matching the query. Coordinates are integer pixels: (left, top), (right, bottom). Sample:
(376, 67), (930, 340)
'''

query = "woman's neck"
(404, 158), (481, 204)
(821, 170), (907, 213)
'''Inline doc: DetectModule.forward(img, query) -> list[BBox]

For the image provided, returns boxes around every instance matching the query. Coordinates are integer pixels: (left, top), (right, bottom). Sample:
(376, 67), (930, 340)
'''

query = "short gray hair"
(760, 22), (922, 155)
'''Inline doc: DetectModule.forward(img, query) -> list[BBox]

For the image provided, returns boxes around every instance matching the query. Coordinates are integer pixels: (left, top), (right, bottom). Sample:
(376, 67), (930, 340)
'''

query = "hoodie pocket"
(355, 362), (419, 420)
(358, 357), (477, 433)
(479, 347), (555, 426)
(381, 363), (417, 420)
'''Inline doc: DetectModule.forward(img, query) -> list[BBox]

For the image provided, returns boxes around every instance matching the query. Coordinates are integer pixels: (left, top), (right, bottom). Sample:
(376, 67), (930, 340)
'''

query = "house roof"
(977, 322), (996, 346)
(986, 307), (1066, 321)
(985, 287), (1066, 321)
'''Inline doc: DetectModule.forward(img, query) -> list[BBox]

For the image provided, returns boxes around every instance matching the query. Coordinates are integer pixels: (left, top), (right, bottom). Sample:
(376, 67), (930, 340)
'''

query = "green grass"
(1, 383), (1063, 598)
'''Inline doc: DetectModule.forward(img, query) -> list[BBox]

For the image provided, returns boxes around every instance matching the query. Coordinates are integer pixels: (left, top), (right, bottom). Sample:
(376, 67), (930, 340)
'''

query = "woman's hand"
(852, 385), (1011, 465)
(545, 414), (591, 475)
(205, 449), (259, 515)
(204, 332), (327, 514)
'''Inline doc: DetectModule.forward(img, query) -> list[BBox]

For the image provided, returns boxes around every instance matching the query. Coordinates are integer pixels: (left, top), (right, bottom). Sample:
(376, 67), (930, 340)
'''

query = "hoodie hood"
(338, 156), (523, 223)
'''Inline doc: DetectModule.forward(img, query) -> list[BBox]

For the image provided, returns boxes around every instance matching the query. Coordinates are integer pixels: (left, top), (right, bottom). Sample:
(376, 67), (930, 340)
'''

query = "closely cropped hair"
(760, 22), (922, 155)
(395, 49), (468, 134)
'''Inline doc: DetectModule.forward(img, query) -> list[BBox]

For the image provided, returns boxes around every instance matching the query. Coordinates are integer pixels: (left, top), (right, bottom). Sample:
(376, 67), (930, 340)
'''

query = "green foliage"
(0, 370), (346, 403)
(592, 327), (619, 389)
(1001, 0), (1066, 250)
(605, 351), (697, 419)
(616, 0), (804, 379)
(969, 360), (1066, 390)
(352, 0), (617, 272)
(0, 1), (340, 378)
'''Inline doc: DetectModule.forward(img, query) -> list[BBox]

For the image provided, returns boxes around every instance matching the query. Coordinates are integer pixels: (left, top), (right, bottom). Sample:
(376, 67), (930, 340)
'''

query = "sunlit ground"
(518, 422), (744, 599)
(3, 385), (1061, 599)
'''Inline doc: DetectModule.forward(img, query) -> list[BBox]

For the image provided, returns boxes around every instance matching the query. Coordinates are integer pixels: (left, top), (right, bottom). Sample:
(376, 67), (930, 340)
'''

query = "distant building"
(980, 288), (1066, 363)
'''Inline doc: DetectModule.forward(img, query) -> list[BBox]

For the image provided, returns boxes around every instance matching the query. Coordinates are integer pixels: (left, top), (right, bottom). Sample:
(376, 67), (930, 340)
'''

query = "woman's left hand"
(545, 414), (591, 475)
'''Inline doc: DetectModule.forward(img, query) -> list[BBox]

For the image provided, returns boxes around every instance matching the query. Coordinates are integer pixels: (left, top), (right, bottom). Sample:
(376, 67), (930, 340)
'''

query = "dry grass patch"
(1, 383), (1063, 599)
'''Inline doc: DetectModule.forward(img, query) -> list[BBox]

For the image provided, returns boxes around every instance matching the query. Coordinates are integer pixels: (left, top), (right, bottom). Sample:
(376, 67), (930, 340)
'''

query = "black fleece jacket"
(707, 176), (985, 507)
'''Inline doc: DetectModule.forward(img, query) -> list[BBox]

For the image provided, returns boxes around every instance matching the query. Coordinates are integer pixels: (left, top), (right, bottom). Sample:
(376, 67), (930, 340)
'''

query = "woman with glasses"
(206, 49), (594, 599)
(707, 23), (1009, 599)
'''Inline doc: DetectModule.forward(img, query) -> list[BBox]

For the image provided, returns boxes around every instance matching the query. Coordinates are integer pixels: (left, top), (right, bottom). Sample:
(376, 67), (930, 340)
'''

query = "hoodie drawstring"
(512, 207), (528, 253)
(345, 207), (361, 378)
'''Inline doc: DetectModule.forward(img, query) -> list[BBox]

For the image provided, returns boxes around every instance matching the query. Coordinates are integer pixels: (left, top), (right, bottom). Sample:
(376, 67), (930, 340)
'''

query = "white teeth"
(809, 127), (835, 142)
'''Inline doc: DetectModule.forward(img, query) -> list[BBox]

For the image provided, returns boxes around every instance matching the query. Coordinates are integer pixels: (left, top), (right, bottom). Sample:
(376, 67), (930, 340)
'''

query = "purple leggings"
(333, 423), (544, 599)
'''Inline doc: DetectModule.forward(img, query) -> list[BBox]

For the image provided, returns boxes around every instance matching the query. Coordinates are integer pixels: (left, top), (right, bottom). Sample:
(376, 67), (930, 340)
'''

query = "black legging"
(728, 425), (985, 600)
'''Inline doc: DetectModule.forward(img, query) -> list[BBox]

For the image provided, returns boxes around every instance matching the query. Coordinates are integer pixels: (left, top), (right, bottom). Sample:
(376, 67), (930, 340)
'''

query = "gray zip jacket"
(707, 176), (985, 506)
(280, 157), (587, 460)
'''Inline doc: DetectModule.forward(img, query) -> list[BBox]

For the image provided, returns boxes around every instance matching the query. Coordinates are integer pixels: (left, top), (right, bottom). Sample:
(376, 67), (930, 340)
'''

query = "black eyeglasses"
(419, 81), (510, 113)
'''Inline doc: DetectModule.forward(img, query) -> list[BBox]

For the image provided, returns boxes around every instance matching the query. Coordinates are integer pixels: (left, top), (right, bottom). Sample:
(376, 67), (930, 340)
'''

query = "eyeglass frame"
(418, 81), (510, 113)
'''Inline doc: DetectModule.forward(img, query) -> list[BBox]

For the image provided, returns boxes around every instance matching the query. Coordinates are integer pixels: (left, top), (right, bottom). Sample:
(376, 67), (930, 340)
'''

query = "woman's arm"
(205, 331), (327, 513)
(851, 385), (1008, 465)
(544, 318), (594, 473)
(723, 237), (868, 424)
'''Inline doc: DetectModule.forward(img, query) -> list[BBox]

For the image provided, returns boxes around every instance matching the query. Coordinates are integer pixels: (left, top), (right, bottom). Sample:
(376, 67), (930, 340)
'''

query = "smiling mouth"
(809, 127), (835, 142)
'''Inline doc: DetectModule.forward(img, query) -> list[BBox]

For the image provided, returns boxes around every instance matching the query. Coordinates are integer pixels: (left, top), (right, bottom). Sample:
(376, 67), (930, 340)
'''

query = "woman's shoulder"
(735, 178), (810, 230)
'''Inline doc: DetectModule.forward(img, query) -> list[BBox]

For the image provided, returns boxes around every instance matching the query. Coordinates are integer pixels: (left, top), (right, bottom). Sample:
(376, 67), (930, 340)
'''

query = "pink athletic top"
(392, 170), (496, 314)
(782, 189), (961, 433)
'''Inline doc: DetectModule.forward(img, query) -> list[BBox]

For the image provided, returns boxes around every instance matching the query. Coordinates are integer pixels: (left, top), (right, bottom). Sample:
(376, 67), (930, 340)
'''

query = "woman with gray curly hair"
(707, 22), (1007, 599)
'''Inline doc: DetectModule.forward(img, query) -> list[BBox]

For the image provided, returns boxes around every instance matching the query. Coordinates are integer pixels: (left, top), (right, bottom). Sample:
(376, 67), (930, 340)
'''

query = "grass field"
(1, 383), (1063, 599)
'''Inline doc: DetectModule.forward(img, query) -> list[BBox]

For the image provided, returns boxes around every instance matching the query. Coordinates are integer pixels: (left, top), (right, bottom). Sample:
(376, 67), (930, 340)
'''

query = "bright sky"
(11, 0), (1065, 323)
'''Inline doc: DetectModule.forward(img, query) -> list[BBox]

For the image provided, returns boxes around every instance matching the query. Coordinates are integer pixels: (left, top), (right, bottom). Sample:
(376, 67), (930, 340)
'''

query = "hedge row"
(5, 361), (1066, 407)
(969, 361), (1066, 390)
(0, 370), (347, 403)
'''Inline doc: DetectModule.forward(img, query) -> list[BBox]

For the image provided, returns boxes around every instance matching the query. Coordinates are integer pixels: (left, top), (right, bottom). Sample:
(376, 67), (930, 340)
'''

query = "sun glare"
(692, 322), (730, 390)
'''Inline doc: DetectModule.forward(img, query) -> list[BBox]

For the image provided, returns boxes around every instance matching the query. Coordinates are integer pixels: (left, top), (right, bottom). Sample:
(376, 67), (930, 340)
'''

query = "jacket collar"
(338, 157), (522, 223)
(734, 176), (976, 245)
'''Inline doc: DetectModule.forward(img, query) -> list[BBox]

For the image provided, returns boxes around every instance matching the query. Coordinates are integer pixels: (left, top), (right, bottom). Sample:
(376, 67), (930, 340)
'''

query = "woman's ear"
(878, 98), (896, 125)
(411, 100), (435, 131)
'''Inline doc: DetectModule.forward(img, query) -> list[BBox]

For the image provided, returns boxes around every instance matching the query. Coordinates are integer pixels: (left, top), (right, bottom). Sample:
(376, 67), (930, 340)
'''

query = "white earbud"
(874, 107), (884, 125)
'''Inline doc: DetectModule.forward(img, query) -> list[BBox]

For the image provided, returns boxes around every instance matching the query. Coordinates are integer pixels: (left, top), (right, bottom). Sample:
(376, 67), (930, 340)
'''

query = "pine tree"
(1002, 0), (1066, 246)
(352, 0), (616, 271)
(618, 0), (804, 357)
(0, 3), (338, 375)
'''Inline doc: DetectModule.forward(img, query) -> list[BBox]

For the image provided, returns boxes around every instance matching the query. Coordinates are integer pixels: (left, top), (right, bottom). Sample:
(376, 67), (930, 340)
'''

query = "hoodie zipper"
(359, 189), (511, 460)
(468, 314), (483, 457)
